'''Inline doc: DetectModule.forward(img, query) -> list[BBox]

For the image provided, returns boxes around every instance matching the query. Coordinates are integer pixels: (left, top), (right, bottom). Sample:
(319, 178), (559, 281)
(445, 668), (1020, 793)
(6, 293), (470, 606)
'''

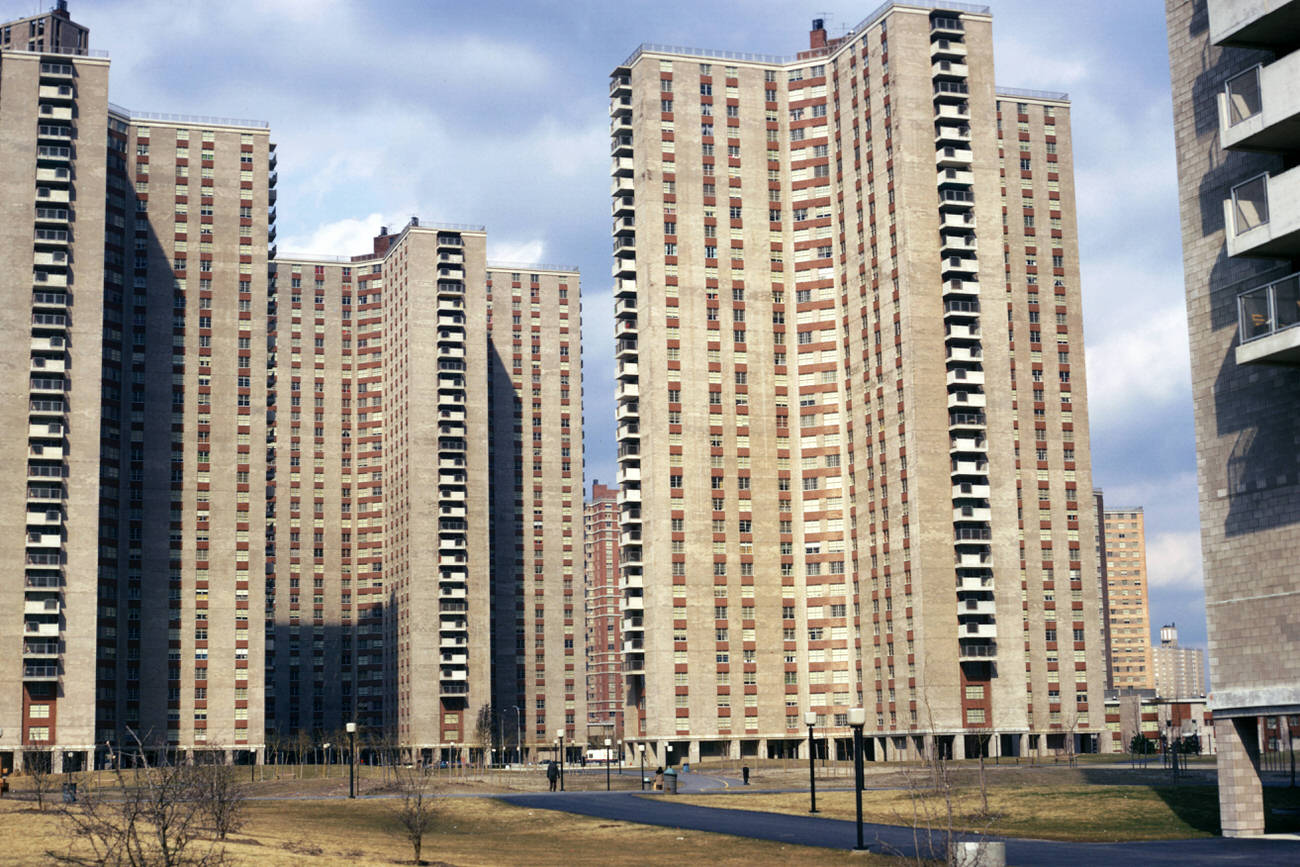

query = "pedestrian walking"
(546, 760), (560, 791)
(742, 764), (750, 785)
(654, 767), (664, 791)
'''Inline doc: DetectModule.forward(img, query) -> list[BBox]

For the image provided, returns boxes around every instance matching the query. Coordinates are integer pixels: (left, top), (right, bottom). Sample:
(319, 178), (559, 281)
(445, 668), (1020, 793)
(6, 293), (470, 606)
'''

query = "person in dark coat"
(546, 759), (559, 791)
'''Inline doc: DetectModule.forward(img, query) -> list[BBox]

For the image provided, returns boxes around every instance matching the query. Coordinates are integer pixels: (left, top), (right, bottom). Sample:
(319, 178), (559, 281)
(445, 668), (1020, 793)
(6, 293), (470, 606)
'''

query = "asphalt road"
(500, 789), (1300, 865)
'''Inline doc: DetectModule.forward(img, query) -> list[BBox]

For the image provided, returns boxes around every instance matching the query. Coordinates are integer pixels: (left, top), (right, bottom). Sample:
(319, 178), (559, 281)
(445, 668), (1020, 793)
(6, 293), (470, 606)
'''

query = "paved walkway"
(499, 789), (1300, 865)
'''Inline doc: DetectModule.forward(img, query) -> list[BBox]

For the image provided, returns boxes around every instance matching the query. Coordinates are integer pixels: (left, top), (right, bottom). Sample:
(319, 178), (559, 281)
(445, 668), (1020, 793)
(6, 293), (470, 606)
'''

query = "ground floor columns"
(1216, 716), (1265, 837)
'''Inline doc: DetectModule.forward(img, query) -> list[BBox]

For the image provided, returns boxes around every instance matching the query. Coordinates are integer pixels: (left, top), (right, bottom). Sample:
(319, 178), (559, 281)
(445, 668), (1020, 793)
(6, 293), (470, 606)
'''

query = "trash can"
(663, 768), (678, 794)
(62, 782), (77, 804)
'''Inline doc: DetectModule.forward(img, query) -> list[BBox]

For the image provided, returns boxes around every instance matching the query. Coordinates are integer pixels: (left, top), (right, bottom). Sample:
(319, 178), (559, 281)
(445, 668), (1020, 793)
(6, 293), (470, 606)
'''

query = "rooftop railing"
(619, 1), (990, 69)
(107, 103), (268, 130)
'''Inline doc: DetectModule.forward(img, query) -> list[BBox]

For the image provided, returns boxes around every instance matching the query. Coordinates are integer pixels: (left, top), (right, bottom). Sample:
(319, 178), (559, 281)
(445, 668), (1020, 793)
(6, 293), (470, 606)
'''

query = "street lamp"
(618, 739), (623, 774)
(604, 738), (612, 791)
(638, 743), (646, 791)
(848, 707), (867, 852)
(323, 743), (331, 779)
(345, 723), (357, 798)
(804, 711), (819, 814)
(555, 729), (565, 791)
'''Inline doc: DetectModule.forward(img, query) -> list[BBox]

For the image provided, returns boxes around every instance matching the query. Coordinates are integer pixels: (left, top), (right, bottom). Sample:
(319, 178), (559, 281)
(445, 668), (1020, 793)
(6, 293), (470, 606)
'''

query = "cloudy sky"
(23, 1), (1204, 651)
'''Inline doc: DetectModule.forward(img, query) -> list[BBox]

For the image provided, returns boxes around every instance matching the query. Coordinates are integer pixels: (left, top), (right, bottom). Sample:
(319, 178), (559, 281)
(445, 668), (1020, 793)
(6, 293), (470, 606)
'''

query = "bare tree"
(22, 749), (55, 812)
(195, 752), (247, 841)
(49, 731), (226, 866)
(474, 704), (494, 769)
(389, 763), (438, 865)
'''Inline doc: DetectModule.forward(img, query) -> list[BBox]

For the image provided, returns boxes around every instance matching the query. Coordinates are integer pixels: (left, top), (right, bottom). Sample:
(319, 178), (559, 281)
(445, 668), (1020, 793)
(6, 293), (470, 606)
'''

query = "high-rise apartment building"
(584, 482), (623, 740)
(0, 1), (104, 774)
(0, 5), (583, 773)
(612, 3), (1109, 767)
(1102, 507), (1153, 690)
(1165, 0), (1300, 835)
(1152, 624), (1206, 700)
(1092, 489), (1114, 690)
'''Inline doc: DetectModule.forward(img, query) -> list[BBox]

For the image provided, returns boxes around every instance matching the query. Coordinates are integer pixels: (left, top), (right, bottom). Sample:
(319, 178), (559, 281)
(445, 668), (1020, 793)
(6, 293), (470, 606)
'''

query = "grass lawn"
(675, 783), (1300, 842)
(0, 793), (909, 865)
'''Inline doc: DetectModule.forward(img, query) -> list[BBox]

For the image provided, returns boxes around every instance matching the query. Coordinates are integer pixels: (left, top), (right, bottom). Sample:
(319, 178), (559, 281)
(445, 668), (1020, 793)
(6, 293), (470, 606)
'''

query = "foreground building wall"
(613, 2), (1108, 766)
(1165, 0), (1300, 836)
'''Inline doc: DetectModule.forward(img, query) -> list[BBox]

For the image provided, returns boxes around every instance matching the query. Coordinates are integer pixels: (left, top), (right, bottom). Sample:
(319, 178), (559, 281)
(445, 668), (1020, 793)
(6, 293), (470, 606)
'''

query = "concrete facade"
(612, 3), (1110, 768)
(1165, 0), (1300, 836)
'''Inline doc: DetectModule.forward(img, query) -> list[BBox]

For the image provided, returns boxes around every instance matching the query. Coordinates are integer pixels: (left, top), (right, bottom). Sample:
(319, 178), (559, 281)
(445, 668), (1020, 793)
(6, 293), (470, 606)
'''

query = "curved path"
(499, 789), (1300, 865)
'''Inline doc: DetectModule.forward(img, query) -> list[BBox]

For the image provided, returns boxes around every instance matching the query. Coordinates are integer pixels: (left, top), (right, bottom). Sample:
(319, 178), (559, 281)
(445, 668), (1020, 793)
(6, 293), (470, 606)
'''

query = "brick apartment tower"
(0, 4), (275, 768)
(0, 4), (584, 772)
(1102, 507), (1153, 690)
(272, 237), (584, 761)
(584, 482), (623, 742)
(1165, 0), (1300, 835)
(612, 3), (1108, 767)
(1152, 624), (1206, 700)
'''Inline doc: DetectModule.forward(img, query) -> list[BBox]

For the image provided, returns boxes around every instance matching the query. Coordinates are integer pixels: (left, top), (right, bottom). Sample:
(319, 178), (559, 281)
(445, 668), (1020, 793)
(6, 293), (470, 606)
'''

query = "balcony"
(612, 195), (635, 216)
(937, 147), (974, 170)
(612, 155), (635, 176)
(957, 572), (993, 590)
(616, 465), (641, 485)
(947, 390), (986, 409)
(958, 598), (997, 617)
(951, 459), (989, 477)
(1219, 58), (1300, 152)
(610, 74), (632, 97)
(611, 175), (634, 198)
(935, 102), (971, 123)
(932, 59), (969, 78)
(946, 322), (980, 340)
(1237, 271), (1300, 363)
(22, 640), (59, 657)
(947, 368), (985, 387)
(931, 16), (964, 36)
(24, 620), (59, 637)
(959, 642), (998, 659)
(1209, 0), (1300, 48)
(36, 166), (71, 185)
(23, 664), (59, 681)
(938, 167), (975, 187)
(930, 38), (968, 60)
(38, 104), (72, 121)
(1225, 170), (1300, 258)
(952, 482), (991, 499)
(935, 124), (972, 145)
(25, 598), (61, 616)
(949, 435), (987, 455)
(946, 344), (981, 363)
(953, 505), (991, 522)
(961, 622), (997, 639)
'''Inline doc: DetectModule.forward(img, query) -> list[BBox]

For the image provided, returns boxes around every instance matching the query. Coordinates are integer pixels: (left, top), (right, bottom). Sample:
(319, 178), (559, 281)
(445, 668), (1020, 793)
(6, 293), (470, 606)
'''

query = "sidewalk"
(500, 790), (1300, 865)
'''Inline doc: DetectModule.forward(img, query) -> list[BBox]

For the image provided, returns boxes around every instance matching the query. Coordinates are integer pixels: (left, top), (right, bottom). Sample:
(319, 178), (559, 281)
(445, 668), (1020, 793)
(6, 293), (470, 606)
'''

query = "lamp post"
(322, 743), (330, 779)
(513, 706), (523, 764)
(346, 723), (357, 798)
(555, 729), (565, 791)
(804, 711), (819, 813)
(638, 743), (646, 791)
(618, 739), (623, 775)
(848, 707), (867, 852)
(604, 738), (612, 791)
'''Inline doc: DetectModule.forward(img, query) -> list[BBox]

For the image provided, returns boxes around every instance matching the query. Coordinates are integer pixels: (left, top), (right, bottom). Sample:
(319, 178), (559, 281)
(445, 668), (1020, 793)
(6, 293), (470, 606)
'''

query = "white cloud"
(1085, 304), (1192, 430)
(280, 212), (392, 258)
(488, 239), (547, 265)
(1144, 531), (1205, 590)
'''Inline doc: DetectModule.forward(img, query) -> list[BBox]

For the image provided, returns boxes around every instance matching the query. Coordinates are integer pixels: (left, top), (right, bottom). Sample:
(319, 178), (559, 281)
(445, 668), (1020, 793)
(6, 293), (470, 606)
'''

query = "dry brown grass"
(0, 792), (907, 865)
(674, 782), (1300, 842)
